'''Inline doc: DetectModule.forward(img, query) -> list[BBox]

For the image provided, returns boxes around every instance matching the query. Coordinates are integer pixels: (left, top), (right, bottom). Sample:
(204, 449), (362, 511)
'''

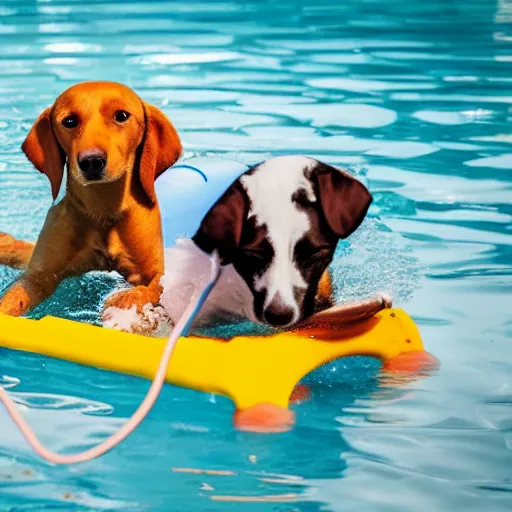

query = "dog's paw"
(102, 303), (172, 336)
(0, 232), (15, 248)
(0, 234), (33, 269)
(0, 300), (25, 317)
(0, 283), (32, 317)
(103, 286), (152, 311)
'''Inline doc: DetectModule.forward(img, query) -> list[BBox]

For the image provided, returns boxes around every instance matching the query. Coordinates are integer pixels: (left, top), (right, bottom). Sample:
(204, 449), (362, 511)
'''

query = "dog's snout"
(78, 149), (107, 181)
(263, 294), (296, 327)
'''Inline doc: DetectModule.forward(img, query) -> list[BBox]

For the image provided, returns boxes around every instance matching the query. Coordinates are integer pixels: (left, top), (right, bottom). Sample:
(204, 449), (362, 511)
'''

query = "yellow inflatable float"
(0, 296), (435, 432)
(0, 159), (438, 463)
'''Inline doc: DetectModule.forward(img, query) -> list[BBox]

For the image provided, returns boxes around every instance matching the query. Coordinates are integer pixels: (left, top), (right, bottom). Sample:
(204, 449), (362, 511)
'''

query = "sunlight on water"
(0, 0), (511, 510)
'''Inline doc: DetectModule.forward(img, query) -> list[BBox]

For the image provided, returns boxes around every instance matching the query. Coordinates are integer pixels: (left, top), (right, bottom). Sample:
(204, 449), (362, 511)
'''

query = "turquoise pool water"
(1, 0), (511, 510)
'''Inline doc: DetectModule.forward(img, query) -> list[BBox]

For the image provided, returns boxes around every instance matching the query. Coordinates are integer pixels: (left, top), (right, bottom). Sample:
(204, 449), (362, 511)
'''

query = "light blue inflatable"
(155, 158), (251, 247)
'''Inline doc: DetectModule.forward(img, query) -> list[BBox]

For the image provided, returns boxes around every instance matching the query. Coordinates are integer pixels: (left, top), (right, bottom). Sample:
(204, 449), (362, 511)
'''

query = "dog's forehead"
(238, 156), (319, 262)
(54, 82), (143, 115)
(241, 155), (318, 208)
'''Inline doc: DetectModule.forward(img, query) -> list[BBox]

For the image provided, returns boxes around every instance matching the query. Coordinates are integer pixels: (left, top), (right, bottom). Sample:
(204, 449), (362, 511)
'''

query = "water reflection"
(0, 0), (511, 510)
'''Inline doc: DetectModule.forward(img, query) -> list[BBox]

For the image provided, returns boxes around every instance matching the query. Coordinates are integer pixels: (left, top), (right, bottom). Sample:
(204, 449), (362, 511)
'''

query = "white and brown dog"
(159, 155), (372, 330)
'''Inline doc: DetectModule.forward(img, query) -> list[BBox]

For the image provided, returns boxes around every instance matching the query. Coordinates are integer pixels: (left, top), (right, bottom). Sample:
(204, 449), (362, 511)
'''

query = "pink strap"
(0, 254), (221, 465)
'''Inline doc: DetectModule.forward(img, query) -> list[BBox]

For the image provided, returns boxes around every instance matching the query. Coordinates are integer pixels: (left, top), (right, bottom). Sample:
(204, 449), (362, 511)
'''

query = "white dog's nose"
(263, 293), (297, 327)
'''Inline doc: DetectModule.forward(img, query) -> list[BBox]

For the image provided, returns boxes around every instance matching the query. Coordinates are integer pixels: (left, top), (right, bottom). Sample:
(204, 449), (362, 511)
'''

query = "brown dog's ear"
(192, 182), (248, 264)
(314, 164), (372, 239)
(21, 107), (65, 201)
(139, 103), (182, 203)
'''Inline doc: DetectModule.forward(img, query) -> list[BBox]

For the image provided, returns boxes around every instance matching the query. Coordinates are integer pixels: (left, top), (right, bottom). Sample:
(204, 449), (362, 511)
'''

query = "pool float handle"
(295, 292), (392, 330)
(0, 253), (221, 465)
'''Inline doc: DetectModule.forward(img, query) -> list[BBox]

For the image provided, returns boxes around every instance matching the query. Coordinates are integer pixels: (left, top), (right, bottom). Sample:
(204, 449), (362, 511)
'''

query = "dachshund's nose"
(263, 294), (297, 327)
(78, 149), (107, 181)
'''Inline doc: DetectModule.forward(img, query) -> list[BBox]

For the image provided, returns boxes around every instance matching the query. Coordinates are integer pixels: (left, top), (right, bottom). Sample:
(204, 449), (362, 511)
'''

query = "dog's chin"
(261, 319), (299, 330)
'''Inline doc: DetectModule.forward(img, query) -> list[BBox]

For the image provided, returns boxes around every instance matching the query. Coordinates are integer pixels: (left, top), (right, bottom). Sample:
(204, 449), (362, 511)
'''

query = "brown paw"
(103, 286), (154, 312)
(0, 233), (18, 259)
(0, 284), (31, 316)
(0, 232), (16, 248)
(0, 233), (34, 269)
(0, 302), (25, 317)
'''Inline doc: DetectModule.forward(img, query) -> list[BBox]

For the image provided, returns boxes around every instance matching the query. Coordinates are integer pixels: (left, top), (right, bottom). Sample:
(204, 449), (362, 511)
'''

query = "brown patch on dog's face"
(234, 192), (337, 325)
(193, 156), (373, 328)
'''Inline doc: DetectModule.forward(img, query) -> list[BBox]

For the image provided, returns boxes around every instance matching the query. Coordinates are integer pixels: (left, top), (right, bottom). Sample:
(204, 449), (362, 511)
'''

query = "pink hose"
(0, 253), (221, 465)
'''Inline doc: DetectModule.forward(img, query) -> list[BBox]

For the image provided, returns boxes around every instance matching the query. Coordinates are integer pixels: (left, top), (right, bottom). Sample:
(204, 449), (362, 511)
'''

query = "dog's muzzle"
(262, 293), (298, 328)
(78, 148), (107, 181)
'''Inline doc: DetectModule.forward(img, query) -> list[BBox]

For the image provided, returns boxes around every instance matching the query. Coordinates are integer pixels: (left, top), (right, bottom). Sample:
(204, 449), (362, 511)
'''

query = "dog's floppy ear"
(192, 182), (248, 265)
(314, 163), (372, 239)
(22, 107), (65, 201)
(139, 102), (182, 203)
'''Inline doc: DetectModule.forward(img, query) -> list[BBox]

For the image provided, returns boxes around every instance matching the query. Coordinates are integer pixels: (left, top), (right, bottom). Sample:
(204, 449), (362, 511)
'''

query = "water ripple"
(0, 0), (511, 510)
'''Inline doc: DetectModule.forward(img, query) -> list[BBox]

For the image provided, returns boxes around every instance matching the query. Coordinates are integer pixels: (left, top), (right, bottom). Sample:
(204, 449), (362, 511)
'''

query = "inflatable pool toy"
(0, 255), (221, 464)
(0, 157), (436, 462)
(0, 297), (432, 430)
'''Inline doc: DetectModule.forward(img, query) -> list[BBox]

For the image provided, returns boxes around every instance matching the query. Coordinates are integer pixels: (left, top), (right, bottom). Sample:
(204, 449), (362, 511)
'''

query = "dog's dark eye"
(114, 110), (130, 123)
(295, 238), (333, 266)
(61, 115), (78, 128)
(243, 249), (267, 261)
(311, 248), (332, 262)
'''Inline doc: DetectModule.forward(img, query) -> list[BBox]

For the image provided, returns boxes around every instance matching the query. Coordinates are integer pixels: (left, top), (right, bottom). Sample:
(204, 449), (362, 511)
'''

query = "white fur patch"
(160, 238), (256, 327)
(103, 304), (139, 332)
(103, 303), (172, 336)
(240, 155), (317, 323)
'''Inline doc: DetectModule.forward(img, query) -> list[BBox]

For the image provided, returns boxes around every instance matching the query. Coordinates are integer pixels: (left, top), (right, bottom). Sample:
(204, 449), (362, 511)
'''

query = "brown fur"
(0, 81), (181, 329)
(0, 234), (34, 270)
(316, 270), (334, 311)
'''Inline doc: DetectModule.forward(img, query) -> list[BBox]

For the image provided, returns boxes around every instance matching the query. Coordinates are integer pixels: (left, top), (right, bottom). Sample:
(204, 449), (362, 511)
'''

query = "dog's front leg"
(100, 207), (171, 335)
(0, 205), (87, 316)
(0, 270), (60, 316)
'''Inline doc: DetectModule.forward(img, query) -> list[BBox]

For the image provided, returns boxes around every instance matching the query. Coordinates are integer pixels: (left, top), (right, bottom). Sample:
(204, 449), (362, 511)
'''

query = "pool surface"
(0, 0), (511, 510)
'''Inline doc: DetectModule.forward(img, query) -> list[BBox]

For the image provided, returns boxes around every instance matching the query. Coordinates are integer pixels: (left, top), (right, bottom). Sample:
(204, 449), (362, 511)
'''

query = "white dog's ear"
(192, 182), (248, 264)
(313, 164), (372, 239)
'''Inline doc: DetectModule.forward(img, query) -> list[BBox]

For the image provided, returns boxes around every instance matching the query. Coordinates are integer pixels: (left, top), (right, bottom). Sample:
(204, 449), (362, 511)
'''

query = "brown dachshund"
(0, 81), (181, 332)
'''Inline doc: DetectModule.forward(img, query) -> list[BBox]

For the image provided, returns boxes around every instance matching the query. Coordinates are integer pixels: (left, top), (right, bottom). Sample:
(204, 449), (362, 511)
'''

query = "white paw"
(102, 304), (138, 332)
(102, 303), (173, 336)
